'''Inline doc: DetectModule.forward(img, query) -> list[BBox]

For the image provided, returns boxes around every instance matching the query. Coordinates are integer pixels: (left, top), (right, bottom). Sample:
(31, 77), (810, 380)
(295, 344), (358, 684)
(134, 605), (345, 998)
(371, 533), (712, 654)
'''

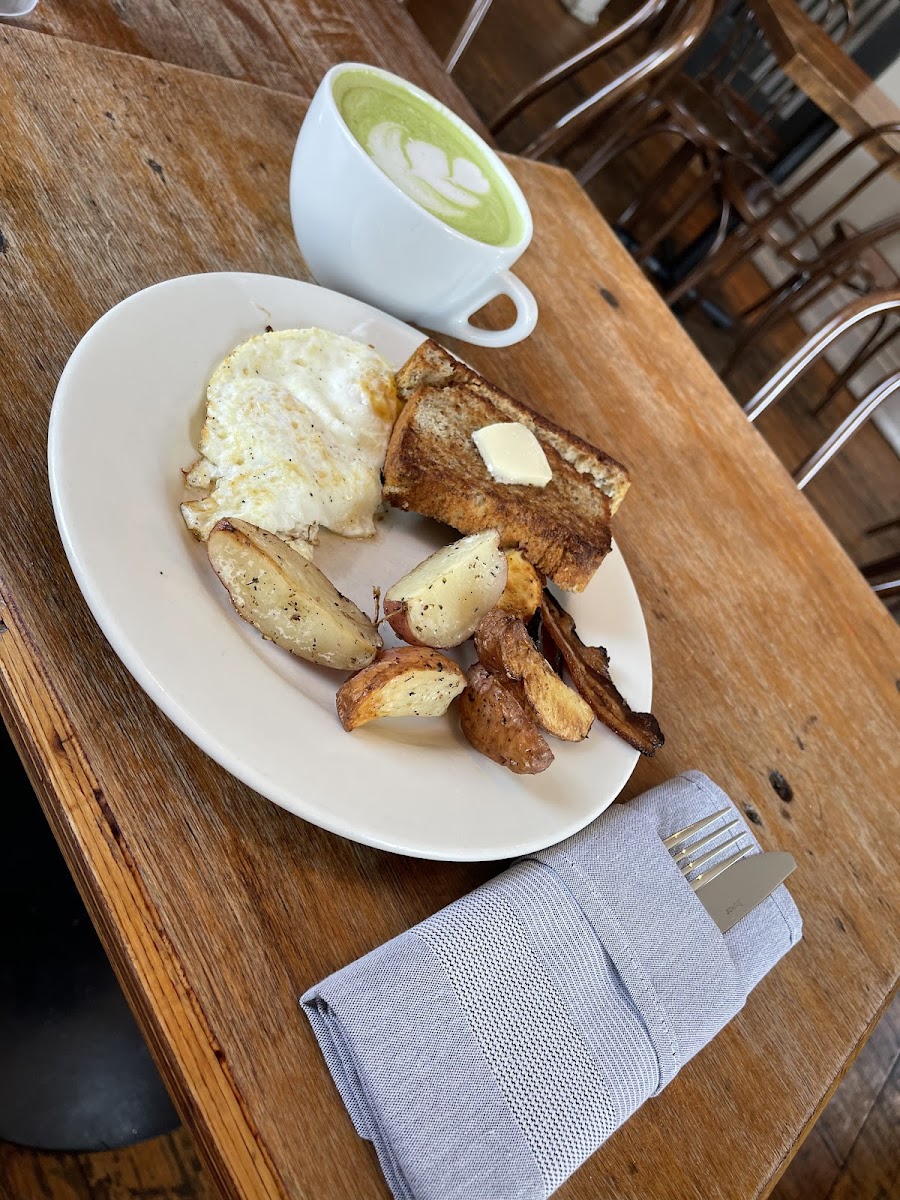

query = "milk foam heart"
(290, 64), (538, 346)
(333, 68), (524, 247)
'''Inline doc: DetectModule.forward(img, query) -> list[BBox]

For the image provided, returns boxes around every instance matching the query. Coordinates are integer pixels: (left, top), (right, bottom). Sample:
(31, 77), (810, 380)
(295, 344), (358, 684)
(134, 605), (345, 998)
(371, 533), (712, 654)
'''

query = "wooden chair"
(859, 518), (900, 604)
(744, 288), (900, 489)
(441, 0), (717, 161)
(683, 0), (856, 164)
(573, 68), (769, 275)
(666, 125), (900, 396)
(565, 0), (863, 294)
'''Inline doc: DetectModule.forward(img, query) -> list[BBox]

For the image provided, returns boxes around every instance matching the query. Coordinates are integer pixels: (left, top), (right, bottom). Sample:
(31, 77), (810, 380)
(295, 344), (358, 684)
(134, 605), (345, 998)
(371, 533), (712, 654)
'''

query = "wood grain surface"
(747, 0), (900, 165)
(0, 1127), (220, 1200)
(3, 993), (898, 1198)
(1, 22), (899, 1200)
(6, 0), (486, 134)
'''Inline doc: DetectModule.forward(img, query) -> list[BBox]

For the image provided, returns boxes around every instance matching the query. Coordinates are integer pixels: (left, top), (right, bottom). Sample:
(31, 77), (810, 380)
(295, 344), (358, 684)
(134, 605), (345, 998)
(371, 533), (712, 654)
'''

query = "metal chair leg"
(444, 0), (494, 73)
(794, 369), (900, 488)
(811, 314), (892, 416)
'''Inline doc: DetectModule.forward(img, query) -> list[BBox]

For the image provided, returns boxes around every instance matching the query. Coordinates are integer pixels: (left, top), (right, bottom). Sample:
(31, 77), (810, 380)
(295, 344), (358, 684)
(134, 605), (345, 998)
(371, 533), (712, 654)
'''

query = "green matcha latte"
(333, 68), (524, 248)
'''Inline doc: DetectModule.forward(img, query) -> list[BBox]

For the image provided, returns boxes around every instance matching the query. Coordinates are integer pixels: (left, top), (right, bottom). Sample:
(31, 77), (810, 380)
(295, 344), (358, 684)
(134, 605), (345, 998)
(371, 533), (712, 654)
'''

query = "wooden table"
(1, 15), (899, 1200)
(11, 0), (487, 134)
(748, 0), (900, 164)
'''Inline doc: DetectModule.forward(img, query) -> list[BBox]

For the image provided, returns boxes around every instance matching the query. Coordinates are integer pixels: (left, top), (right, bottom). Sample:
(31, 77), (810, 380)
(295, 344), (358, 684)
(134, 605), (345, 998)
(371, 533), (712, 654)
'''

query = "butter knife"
(697, 851), (797, 933)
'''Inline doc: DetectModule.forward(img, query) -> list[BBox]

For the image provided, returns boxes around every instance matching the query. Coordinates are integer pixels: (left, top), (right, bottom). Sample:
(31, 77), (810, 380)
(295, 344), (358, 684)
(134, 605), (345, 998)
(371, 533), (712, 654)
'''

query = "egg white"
(181, 328), (399, 546)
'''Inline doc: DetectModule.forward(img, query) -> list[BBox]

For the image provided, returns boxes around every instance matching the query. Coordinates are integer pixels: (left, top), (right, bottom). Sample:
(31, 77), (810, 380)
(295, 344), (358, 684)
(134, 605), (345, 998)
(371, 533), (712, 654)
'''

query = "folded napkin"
(302, 771), (801, 1200)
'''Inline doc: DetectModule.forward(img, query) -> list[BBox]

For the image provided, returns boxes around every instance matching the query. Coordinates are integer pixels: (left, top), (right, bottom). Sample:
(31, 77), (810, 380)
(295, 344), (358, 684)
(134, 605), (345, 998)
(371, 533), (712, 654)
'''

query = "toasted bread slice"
(395, 340), (630, 515)
(384, 383), (614, 591)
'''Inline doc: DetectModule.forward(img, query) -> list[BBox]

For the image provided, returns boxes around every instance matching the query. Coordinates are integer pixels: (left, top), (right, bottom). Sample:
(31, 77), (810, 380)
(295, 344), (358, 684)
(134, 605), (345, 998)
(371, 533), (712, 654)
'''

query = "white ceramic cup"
(289, 64), (538, 348)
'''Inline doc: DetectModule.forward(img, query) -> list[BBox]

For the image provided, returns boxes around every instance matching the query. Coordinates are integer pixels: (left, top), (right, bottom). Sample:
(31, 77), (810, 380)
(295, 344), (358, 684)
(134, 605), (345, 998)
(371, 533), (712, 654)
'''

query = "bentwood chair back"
(445, 0), (717, 162)
(744, 288), (900, 489)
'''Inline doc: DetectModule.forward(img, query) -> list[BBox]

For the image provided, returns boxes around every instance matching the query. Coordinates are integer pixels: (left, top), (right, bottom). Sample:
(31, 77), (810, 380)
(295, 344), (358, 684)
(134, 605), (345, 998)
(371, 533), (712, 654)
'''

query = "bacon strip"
(539, 592), (664, 756)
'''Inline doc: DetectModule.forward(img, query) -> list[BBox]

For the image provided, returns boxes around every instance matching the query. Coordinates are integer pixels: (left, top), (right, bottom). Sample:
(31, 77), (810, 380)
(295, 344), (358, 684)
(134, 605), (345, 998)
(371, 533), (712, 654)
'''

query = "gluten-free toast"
(384, 341), (630, 591)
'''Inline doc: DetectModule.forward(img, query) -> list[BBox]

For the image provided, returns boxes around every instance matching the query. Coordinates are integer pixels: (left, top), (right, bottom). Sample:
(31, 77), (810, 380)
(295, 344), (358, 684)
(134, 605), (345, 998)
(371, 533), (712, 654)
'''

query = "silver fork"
(663, 808), (754, 891)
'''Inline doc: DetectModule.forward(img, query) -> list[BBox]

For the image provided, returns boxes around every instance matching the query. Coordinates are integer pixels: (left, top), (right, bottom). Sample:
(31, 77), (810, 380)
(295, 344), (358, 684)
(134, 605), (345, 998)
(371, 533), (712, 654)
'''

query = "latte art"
(367, 122), (491, 222)
(333, 68), (524, 247)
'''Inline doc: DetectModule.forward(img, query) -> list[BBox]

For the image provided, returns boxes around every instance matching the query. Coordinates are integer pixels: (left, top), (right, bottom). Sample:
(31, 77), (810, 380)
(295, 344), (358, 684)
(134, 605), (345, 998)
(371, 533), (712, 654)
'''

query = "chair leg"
(574, 95), (664, 186)
(794, 369), (900, 489)
(444, 0), (494, 72)
(663, 156), (774, 307)
(664, 215), (759, 307)
(861, 551), (900, 580)
(866, 516), (900, 537)
(635, 160), (721, 264)
(722, 271), (834, 380)
(735, 269), (806, 323)
(811, 314), (892, 416)
(662, 193), (736, 308)
(617, 141), (697, 226)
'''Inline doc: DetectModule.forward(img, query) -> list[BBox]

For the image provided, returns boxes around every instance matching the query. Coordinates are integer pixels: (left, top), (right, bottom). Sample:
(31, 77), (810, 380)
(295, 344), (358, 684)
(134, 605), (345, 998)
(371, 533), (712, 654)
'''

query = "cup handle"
(440, 270), (538, 348)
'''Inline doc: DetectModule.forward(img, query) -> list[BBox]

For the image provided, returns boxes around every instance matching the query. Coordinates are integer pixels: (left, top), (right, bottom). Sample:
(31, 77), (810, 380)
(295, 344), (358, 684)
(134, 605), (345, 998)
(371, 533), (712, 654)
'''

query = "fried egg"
(181, 328), (399, 547)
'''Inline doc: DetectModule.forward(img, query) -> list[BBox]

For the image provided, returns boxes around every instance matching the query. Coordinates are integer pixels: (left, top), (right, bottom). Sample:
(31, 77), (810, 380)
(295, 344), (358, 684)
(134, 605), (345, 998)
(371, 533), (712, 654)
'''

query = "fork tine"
(690, 844), (754, 891)
(662, 808), (730, 849)
(671, 817), (739, 863)
(678, 831), (745, 875)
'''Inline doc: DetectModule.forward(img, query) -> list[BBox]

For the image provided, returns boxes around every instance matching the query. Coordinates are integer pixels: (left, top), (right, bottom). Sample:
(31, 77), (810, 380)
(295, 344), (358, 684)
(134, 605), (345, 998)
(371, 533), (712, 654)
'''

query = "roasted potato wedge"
(475, 609), (593, 742)
(336, 648), (466, 730)
(208, 518), (381, 671)
(459, 663), (553, 775)
(496, 549), (544, 621)
(383, 530), (507, 648)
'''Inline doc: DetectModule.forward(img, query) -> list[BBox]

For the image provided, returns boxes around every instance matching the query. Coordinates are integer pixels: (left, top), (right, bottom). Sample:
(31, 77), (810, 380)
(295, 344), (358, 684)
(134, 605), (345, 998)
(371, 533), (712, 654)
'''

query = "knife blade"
(697, 851), (797, 933)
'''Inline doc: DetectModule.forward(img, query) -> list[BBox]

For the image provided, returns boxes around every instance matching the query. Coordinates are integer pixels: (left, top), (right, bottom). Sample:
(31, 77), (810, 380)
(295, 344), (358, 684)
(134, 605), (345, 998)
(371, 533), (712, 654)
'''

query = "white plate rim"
(48, 272), (652, 861)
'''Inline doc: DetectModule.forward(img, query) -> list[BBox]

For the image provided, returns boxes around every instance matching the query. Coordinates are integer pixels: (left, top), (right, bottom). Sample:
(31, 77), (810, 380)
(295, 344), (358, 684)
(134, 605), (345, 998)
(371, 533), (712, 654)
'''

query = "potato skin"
(496, 549), (544, 621)
(381, 598), (421, 647)
(337, 647), (466, 731)
(458, 664), (553, 774)
(475, 609), (593, 741)
(207, 518), (381, 670)
(383, 530), (507, 648)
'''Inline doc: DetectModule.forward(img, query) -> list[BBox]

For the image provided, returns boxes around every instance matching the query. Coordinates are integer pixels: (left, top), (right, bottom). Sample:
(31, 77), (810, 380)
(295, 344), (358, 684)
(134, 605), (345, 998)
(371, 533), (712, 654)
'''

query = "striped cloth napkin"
(302, 770), (802, 1199)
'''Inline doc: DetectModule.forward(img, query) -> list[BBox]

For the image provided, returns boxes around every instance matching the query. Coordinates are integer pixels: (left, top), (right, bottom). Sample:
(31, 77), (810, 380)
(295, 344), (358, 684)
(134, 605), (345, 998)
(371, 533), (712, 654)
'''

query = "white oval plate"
(49, 272), (652, 861)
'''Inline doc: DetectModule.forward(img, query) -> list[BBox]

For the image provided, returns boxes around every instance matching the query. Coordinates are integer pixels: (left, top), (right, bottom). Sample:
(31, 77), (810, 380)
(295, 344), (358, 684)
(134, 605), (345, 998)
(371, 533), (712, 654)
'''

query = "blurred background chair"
(859, 516), (900, 608)
(427, 0), (893, 307)
(665, 125), (900, 379)
(745, 288), (900, 486)
(662, 0), (856, 169)
(744, 289), (900, 608)
(567, 0), (857, 203)
(472, 0), (720, 163)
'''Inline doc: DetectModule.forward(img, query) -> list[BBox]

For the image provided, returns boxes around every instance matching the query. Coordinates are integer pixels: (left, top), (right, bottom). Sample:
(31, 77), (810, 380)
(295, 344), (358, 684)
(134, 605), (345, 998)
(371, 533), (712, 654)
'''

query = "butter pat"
(472, 422), (552, 487)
